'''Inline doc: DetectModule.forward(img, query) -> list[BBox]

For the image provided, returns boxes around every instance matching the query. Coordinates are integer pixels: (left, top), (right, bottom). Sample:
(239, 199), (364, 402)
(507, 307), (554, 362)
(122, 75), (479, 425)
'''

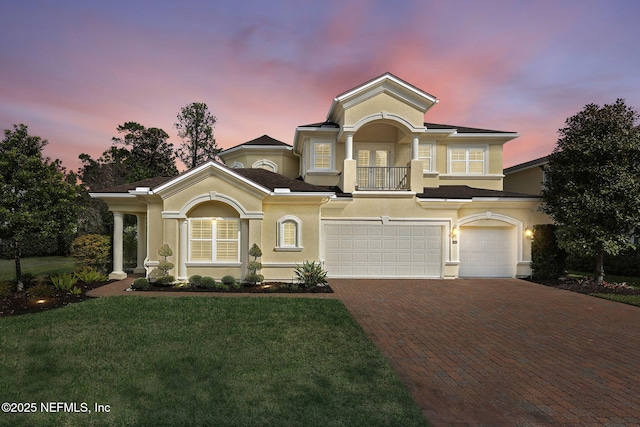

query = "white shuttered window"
(189, 219), (240, 262)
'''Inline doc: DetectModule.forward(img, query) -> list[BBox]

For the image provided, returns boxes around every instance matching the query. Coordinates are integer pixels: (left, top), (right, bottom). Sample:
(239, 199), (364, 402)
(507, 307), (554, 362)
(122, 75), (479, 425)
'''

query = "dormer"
(219, 135), (299, 178)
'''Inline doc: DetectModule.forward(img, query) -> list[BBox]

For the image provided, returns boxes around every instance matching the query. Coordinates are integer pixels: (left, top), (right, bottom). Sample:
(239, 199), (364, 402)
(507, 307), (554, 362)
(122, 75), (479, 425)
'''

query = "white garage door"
(323, 222), (442, 278)
(459, 226), (515, 277)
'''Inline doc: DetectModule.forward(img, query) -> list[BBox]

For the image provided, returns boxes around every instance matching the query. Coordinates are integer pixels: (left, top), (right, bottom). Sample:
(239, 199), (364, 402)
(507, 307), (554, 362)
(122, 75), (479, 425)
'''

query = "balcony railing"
(356, 167), (409, 190)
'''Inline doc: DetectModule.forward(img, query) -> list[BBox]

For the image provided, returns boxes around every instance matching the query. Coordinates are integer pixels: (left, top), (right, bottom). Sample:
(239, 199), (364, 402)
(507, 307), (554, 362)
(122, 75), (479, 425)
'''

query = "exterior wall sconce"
(525, 227), (534, 240)
(450, 226), (458, 244)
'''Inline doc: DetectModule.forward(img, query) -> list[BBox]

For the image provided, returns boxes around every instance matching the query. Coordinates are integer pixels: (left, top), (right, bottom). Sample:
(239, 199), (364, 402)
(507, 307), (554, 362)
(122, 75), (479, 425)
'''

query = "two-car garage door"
(323, 222), (442, 278)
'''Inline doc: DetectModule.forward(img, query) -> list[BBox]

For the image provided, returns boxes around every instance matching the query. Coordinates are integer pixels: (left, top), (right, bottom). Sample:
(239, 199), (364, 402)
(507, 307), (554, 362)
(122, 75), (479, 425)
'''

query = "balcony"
(356, 166), (409, 190)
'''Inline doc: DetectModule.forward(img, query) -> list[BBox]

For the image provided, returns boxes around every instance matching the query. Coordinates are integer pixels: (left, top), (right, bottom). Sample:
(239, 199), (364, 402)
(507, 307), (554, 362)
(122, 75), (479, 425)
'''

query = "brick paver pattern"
(329, 279), (640, 426)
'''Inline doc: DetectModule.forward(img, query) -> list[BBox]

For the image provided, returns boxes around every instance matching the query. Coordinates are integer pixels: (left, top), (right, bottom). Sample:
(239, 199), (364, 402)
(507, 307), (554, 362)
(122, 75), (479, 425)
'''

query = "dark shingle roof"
(90, 176), (174, 193)
(424, 122), (516, 134)
(236, 135), (291, 147)
(417, 185), (538, 199)
(232, 168), (332, 193)
(503, 156), (549, 174)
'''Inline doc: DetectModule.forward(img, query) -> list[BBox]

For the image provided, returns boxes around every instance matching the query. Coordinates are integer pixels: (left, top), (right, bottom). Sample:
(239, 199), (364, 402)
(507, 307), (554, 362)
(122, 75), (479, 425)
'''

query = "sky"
(2, 0), (640, 173)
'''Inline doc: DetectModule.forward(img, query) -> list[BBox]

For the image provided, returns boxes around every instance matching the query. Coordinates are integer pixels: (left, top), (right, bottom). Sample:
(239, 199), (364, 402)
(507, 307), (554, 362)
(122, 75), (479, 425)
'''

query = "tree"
(0, 124), (80, 289)
(79, 122), (178, 191)
(175, 102), (219, 169)
(541, 99), (640, 284)
(111, 122), (178, 181)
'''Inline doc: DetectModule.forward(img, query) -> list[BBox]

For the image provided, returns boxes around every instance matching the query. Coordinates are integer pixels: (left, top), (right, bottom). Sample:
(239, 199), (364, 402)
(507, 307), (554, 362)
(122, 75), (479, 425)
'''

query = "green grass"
(0, 297), (428, 427)
(592, 294), (640, 306)
(0, 256), (75, 282)
(569, 271), (640, 287)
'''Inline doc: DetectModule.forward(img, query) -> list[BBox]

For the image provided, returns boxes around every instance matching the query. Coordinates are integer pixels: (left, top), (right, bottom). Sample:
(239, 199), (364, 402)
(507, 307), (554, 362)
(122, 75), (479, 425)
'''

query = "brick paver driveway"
(329, 279), (640, 426)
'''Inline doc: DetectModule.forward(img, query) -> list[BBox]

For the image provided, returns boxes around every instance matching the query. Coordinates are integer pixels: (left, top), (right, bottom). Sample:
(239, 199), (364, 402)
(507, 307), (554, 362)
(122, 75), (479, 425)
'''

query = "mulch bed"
(1, 281), (332, 317)
(528, 276), (640, 295)
(135, 282), (334, 294)
(0, 280), (114, 317)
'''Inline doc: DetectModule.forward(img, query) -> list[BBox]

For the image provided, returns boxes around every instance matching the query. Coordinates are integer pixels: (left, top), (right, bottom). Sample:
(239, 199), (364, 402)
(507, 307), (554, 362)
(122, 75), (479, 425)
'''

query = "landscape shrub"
(155, 275), (175, 286)
(245, 244), (263, 284)
(221, 275), (236, 286)
(131, 277), (150, 290)
(0, 282), (13, 297)
(215, 282), (230, 291)
(26, 283), (54, 299)
(20, 273), (39, 289)
(157, 244), (174, 276)
(294, 260), (328, 288)
(189, 275), (204, 287)
(71, 234), (110, 270)
(74, 267), (108, 283)
(51, 273), (77, 291)
(531, 224), (567, 280)
(200, 276), (216, 289)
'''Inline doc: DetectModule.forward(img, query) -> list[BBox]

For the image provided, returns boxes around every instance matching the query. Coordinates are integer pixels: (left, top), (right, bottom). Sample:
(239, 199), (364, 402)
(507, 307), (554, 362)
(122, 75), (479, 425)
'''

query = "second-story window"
(449, 147), (485, 174)
(418, 143), (433, 172)
(312, 142), (333, 170)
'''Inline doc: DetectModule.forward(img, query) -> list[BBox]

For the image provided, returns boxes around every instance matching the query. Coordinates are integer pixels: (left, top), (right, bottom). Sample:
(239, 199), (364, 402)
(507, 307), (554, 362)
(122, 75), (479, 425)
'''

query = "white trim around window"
(447, 145), (487, 174)
(275, 215), (303, 251)
(310, 140), (335, 172)
(188, 218), (241, 263)
(418, 142), (434, 173)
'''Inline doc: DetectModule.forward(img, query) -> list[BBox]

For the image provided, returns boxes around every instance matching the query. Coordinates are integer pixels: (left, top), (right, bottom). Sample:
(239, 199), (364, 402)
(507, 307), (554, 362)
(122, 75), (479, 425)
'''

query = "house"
(92, 73), (548, 281)
(503, 156), (549, 195)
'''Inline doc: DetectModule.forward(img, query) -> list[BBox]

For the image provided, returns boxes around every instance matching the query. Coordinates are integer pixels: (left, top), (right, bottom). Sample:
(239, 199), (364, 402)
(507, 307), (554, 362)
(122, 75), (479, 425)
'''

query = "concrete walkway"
(329, 279), (640, 426)
(89, 277), (640, 425)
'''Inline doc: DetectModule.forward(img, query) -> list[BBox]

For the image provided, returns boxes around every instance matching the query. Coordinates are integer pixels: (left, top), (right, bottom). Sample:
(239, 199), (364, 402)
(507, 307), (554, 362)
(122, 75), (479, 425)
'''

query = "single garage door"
(459, 226), (515, 277)
(323, 222), (442, 278)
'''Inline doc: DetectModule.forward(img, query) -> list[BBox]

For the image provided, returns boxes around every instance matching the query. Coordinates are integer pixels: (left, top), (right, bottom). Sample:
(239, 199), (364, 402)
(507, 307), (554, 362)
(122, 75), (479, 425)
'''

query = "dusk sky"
(2, 0), (639, 173)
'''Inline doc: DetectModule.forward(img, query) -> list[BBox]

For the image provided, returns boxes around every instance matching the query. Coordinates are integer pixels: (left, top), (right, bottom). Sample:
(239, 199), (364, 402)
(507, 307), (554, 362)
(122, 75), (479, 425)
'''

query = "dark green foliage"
(26, 283), (54, 299)
(215, 282), (230, 291)
(541, 99), (640, 284)
(294, 260), (328, 288)
(245, 243), (263, 284)
(131, 277), (150, 290)
(155, 275), (175, 286)
(71, 234), (111, 271)
(19, 273), (39, 288)
(0, 282), (13, 297)
(220, 275), (235, 286)
(0, 124), (80, 287)
(50, 273), (77, 291)
(174, 103), (219, 169)
(200, 276), (216, 289)
(189, 275), (204, 287)
(531, 224), (567, 280)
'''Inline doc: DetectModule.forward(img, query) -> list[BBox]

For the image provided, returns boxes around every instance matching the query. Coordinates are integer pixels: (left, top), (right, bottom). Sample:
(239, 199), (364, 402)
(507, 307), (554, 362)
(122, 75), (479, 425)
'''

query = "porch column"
(134, 213), (147, 274)
(109, 212), (127, 280)
(411, 135), (419, 160)
(345, 133), (354, 160)
(178, 219), (188, 280)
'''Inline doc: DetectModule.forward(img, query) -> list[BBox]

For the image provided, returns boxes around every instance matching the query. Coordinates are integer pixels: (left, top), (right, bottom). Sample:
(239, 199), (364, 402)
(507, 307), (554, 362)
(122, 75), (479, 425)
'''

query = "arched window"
(276, 215), (302, 251)
(252, 159), (278, 172)
(229, 161), (244, 169)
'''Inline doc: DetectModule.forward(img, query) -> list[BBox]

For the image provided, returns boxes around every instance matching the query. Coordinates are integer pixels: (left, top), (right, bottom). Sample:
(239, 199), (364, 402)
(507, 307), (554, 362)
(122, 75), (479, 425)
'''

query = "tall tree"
(79, 122), (178, 191)
(541, 99), (640, 284)
(111, 121), (179, 182)
(0, 124), (79, 289)
(175, 102), (219, 169)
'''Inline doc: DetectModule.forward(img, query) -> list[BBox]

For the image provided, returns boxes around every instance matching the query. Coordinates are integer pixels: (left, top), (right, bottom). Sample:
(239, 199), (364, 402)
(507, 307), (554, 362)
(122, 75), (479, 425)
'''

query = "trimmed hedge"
(531, 224), (567, 280)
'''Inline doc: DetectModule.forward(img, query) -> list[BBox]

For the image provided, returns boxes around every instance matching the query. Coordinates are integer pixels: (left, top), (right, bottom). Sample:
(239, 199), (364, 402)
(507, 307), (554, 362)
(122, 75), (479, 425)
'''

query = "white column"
(345, 133), (354, 160)
(179, 219), (188, 280)
(134, 213), (147, 274)
(109, 212), (127, 280)
(411, 135), (420, 160)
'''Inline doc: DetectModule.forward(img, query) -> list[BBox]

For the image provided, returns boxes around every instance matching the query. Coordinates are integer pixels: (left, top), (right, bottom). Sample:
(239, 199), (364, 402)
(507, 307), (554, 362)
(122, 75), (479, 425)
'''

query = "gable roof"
(91, 163), (332, 195)
(230, 134), (291, 147)
(417, 185), (539, 199)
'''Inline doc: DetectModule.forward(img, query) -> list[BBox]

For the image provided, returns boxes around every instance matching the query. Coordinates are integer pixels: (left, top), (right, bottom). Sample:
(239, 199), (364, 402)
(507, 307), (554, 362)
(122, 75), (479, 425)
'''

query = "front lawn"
(592, 294), (640, 306)
(0, 256), (75, 282)
(0, 297), (428, 427)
